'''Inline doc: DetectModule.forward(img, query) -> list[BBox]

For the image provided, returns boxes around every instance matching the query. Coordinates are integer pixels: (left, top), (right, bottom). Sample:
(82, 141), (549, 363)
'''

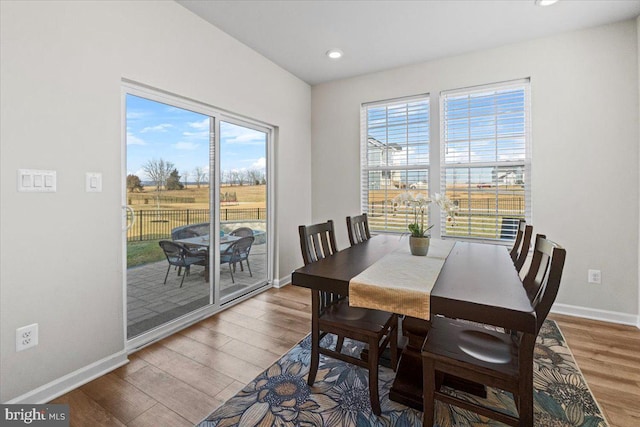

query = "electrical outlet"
(588, 269), (601, 284)
(16, 323), (38, 351)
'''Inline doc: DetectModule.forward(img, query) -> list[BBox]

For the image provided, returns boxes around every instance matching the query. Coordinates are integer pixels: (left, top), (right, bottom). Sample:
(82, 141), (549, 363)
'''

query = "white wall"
(312, 20), (639, 320)
(0, 1), (311, 402)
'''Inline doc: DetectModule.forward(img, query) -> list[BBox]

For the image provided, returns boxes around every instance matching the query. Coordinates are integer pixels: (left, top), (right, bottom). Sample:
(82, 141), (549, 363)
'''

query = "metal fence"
(369, 196), (524, 216)
(367, 196), (525, 240)
(127, 208), (266, 242)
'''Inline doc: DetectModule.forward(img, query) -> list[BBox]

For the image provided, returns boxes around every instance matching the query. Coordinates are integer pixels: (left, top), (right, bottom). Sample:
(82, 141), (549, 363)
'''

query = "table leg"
(389, 317), (487, 411)
(389, 316), (430, 410)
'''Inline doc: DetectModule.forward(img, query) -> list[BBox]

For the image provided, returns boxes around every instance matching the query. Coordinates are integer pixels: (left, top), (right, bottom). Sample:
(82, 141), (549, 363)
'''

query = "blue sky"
(366, 88), (526, 186)
(126, 94), (266, 182)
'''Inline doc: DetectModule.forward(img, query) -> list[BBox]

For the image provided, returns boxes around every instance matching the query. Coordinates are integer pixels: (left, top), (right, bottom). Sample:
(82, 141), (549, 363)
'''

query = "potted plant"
(395, 192), (459, 256)
(395, 192), (432, 256)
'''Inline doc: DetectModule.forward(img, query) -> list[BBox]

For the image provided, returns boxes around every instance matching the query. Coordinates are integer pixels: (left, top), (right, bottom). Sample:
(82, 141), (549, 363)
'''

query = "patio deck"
(127, 244), (267, 338)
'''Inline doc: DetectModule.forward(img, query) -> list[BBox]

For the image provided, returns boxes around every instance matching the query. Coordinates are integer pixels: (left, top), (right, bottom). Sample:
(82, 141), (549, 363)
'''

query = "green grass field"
(127, 240), (164, 267)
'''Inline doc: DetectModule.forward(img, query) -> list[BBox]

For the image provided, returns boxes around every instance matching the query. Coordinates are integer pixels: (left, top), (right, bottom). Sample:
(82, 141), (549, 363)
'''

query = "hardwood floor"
(51, 286), (640, 427)
(548, 313), (640, 427)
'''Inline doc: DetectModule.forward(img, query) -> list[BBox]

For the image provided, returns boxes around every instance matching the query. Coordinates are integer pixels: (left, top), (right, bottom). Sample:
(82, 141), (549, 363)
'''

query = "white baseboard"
(552, 303), (639, 327)
(273, 274), (291, 288)
(6, 350), (128, 404)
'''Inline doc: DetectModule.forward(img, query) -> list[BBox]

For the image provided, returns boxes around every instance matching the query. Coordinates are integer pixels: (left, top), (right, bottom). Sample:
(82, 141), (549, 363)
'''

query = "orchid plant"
(394, 192), (458, 237)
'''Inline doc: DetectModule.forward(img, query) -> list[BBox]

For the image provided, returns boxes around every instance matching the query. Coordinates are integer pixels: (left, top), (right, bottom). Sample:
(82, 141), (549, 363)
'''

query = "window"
(440, 79), (531, 240)
(360, 95), (430, 233)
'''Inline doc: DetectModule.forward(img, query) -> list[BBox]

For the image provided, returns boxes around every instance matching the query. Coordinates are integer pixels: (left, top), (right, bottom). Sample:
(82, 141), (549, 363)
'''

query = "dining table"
(291, 234), (535, 411)
(174, 233), (241, 249)
(174, 234), (242, 282)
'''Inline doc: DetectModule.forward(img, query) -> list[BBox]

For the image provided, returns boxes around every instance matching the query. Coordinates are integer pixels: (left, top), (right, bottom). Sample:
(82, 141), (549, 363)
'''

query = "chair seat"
(423, 316), (520, 380)
(321, 299), (395, 335)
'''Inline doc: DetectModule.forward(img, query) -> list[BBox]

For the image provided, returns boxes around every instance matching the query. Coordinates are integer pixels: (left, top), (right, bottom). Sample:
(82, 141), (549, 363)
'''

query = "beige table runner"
(348, 238), (455, 320)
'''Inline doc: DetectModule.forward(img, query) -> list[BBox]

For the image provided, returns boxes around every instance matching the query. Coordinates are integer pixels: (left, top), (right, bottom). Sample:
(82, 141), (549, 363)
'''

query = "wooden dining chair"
(346, 213), (371, 246)
(510, 219), (533, 273)
(299, 220), (398, 416)
(422, 234), (566, 426)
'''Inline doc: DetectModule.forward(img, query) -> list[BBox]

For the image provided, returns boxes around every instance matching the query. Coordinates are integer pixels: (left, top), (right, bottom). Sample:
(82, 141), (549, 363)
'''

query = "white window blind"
(360, 95), (430, 233)
(440, 79), (531, 241)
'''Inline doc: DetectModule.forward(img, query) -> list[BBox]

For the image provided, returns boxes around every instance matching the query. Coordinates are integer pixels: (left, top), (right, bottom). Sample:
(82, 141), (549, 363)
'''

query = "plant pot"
(409, 236), (430, 256)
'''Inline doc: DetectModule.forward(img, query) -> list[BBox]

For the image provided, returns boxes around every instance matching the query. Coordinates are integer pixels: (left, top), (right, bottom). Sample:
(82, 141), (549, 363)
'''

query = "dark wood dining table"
(291, 234), (535, 411)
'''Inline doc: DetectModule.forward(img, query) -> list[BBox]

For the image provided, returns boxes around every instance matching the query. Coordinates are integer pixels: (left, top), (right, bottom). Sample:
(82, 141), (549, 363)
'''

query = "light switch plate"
(86, 172), (102, 192)
(18, 169), (56, 192)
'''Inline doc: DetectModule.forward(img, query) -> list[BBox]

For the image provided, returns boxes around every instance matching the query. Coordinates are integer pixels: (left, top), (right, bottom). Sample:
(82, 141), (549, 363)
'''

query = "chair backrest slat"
(522, 234), (566, 332)
(347, 213), (371, 246)
(514, 224), (533, 272)
(510, 220), (533, 273)
(298, 220), (342, 312)
(299, 220), (338, 265)
(510, 220), (526, 261)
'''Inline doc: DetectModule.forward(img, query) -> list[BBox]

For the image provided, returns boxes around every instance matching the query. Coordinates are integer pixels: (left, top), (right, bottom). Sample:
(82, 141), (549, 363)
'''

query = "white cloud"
(126, 132), (146, 146)
(182, 130), (209, 140)
(140, 123), (173, 133)
(126, 110), (148, 120)
(221, 123), (266, 145)
(188, 118), (210, 130)
(251, 157), (266, 169)
(224, 131), (266, 145)
(173, 141), (199, 150)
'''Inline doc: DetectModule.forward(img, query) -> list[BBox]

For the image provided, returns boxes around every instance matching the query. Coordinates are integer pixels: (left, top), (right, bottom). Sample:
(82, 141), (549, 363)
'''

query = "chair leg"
(245, 258), (252, 277)
(390, 315), (399, 371)
(308, 292), (320, 386)
(422, 356), (435, 427)
(228, 264), (235, 283)
(180, 269), (186, 288)
(368, 337), (381, 416)
(519, 365), (534, 426)
(164, 264), (171, 284)
(335, 336), (344, 353)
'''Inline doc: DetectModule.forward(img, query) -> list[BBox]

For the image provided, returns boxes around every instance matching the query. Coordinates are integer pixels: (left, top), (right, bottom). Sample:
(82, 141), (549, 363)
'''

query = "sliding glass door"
(218, 120), (269, 303)
(123, 84), (271, 342)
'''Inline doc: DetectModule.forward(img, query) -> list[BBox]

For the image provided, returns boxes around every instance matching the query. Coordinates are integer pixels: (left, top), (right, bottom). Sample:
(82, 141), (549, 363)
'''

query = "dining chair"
(158, 240), (208, 288)
(510, 219), (533, 273)
(422, 234), (566, 426)
(299, 220), (398, 416)
(220, 235), (254, 283)
(346, 213), (371, 246)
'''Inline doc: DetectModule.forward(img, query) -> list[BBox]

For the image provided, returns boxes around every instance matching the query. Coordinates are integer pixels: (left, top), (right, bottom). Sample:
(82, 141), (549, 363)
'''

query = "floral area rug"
(198, 320), (608, 426)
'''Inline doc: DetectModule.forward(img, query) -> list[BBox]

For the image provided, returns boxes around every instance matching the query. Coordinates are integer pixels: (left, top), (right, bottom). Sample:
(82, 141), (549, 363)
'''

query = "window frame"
(360, 94), (431, 234)
(439, 79), (532, 242)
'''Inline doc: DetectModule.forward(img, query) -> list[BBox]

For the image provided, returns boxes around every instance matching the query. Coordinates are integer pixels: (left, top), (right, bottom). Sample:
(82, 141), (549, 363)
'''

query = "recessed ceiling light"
(326, 49), (343, 60)
(535, 0), (559, 6)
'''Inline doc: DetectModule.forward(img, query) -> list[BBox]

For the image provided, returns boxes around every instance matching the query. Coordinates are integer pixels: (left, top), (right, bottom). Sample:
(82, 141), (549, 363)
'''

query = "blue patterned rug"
(198, 320), (607, 426)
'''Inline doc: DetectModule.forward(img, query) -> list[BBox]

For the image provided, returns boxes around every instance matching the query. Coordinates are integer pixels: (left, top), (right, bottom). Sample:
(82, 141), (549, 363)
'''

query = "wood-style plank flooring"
(51, 286), (640, 427)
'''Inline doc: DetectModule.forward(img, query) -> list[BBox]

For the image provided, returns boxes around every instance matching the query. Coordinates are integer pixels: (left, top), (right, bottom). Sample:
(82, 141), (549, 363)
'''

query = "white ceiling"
(177, 0), (640, 85)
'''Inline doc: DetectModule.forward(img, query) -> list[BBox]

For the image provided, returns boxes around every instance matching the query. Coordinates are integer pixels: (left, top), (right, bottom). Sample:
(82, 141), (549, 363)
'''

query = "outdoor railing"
(128, 208), (266, 242)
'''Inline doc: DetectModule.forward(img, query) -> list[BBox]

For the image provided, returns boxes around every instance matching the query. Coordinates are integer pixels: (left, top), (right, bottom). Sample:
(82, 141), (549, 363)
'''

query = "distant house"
(367, 136), (405, 189)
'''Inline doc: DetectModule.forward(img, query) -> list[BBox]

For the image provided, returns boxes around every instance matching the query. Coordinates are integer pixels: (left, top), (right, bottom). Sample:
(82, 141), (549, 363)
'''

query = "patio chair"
(171, 222), (210, 240)
(158, 240), (208, 288)
(220, 235), (254, 283)
(229, 227), (254, 238)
